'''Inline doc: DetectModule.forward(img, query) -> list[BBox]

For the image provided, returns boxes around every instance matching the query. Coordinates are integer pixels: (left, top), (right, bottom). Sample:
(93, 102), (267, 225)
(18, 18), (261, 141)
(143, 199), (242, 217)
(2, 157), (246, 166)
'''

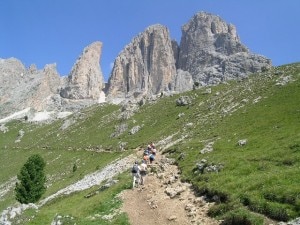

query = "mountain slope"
(0, 63), (300, 224)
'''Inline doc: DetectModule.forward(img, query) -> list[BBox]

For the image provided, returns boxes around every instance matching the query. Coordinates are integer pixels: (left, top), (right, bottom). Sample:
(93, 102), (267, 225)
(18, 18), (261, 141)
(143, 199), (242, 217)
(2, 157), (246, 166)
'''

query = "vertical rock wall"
(60, 41), (104, 100)
(106, 25), (177, 101)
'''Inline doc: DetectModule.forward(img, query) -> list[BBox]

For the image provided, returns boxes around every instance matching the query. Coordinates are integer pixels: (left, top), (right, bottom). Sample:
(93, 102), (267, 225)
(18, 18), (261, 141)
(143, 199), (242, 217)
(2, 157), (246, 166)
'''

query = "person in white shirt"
(139, 160), (148, 185)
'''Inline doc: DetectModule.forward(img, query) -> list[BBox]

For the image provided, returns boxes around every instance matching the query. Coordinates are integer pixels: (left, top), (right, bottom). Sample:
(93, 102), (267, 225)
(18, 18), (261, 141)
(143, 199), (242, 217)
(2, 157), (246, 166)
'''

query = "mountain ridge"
(0, 11), (271, 121)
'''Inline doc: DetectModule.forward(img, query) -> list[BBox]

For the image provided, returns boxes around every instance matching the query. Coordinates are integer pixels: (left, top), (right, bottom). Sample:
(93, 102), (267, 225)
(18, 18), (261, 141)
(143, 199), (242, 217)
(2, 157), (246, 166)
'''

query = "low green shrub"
(207, 202), (236, 217)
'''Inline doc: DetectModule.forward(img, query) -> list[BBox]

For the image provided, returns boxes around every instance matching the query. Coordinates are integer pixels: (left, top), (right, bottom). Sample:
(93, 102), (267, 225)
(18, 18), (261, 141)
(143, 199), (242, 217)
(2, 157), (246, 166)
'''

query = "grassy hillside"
(0, 63), (299, 224)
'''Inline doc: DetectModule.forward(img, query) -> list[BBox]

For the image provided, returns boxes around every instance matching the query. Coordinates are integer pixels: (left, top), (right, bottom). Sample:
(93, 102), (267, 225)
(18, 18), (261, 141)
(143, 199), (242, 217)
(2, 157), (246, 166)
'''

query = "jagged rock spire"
(60, 41), (104, 100)
(106, 24), (177, 101)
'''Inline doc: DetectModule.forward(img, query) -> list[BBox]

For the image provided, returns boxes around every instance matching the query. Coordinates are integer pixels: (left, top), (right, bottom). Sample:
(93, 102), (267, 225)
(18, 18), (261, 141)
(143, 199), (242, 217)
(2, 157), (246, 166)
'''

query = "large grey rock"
(172, 69), (194, 92)
(106, 24), (177, 101)
(60, 41), (105, 100)
(177, 12), (272, 85)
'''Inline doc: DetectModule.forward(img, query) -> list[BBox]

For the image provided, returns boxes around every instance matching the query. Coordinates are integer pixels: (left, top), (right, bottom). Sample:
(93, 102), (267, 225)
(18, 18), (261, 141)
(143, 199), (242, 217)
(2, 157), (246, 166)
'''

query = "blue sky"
(1, 0), (299, 81)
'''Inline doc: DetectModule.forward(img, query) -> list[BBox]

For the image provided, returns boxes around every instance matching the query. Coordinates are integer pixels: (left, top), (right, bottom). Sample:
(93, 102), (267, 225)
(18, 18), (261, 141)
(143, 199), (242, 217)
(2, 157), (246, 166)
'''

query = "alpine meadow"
(0, 63), (300, 224)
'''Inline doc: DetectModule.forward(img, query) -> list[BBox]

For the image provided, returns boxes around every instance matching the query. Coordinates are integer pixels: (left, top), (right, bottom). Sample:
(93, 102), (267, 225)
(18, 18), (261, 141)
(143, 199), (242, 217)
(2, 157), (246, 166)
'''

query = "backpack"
(149, 154), (155, 160)
(140, 163), (147, 172)
(144, 149), (149, 155)
(131, 164), (139, 173)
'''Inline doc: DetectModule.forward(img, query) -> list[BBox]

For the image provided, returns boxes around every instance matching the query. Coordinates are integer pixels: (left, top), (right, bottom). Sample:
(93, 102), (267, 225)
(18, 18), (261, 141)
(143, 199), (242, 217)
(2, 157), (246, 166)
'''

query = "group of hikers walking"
(131, 142), (157, 188)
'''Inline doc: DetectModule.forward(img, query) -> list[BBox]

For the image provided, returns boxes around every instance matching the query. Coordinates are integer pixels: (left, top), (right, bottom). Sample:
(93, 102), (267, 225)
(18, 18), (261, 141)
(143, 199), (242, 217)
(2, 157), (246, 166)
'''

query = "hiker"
(143, 148), (150, 156)
(150, 142), (155, 149)
(151, 147), (157, 156)
(139, 160), (147, 185)
(147, 144), (152, 151)
(149, 153), (155, 164)
(143, 150), (150, 164)
(131, 161), (140, 188)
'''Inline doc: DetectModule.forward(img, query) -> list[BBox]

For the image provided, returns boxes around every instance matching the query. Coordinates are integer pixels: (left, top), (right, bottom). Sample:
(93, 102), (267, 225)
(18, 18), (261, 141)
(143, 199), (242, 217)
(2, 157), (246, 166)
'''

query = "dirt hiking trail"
(120, 149), (221, 225)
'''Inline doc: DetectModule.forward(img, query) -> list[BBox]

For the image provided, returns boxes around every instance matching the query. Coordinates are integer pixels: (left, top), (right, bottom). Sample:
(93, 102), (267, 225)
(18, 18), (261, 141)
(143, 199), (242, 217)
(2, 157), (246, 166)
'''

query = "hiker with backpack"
(149, 153), (155, 164)
(131, 161), (140, 188)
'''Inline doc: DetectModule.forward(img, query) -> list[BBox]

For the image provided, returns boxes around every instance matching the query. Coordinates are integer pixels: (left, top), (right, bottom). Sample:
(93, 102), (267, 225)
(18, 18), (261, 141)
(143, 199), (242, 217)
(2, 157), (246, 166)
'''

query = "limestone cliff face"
(177, 12), (272, 85)
(0, 42), (105, 119)
(106, 25), (177, 100)
(0, 58), (62, 117)
(60, 41), (104, 100)
(26, 64), (62, 111)
(0, 58), (27, 117)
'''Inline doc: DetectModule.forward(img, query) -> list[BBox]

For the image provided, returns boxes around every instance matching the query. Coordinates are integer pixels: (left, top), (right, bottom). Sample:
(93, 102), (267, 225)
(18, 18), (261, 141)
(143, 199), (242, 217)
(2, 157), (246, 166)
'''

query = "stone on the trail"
(165, 187), (178, 198)
(185, 203), (194, 212)
(165, 185), (186, 198)
(168, 215), (177, 221)
(194, 197), (206, 206)
(157, 173), (164, 179)
(148, 200), (158, 209)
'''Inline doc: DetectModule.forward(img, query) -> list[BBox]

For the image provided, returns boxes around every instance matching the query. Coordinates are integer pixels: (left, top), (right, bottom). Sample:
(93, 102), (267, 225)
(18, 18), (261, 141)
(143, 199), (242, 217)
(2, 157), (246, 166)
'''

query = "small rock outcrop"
(106, 25), (177, 101)
(177, 12), (272, 85)
(60, 41), (105, 100)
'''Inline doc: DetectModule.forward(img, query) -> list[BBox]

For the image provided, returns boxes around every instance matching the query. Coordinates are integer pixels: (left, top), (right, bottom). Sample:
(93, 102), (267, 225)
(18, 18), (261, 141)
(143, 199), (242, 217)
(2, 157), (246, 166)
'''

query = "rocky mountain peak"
(178, 11), (271, 85)
(43, 64), (61, 92)
(183, 12), (239, 41)
(60, 41), (104, 100)
(106, 24), (177, 102)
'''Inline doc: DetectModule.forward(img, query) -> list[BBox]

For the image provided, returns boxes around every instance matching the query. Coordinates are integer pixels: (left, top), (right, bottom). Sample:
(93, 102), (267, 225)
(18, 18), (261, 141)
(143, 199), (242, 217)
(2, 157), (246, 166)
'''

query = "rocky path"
(120, 150), (221, 225)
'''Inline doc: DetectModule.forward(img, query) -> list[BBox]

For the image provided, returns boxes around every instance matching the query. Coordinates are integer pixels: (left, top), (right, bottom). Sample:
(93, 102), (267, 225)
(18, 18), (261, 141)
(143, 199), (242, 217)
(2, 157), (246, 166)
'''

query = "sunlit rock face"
(60, 41), (104, 100)
(106, 24), (177, 100)
(0, 58), (62, 118)
(177, 11), (272, 85)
